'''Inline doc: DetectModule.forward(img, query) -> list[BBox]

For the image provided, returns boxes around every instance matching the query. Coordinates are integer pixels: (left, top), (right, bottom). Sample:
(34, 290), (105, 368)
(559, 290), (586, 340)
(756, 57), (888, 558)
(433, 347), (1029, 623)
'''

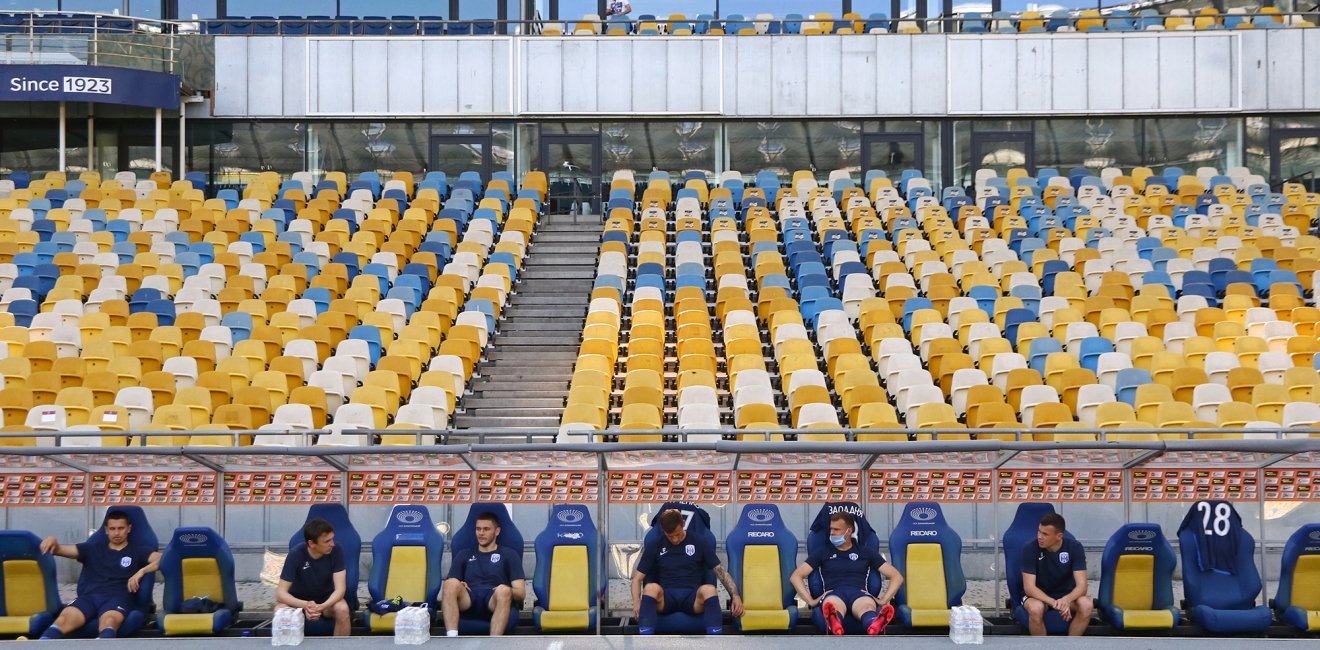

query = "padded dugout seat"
(76, 506), (158, 638)
(289, 504), (361, 635)
(725, 503), (798, 631)
(1272, 523), (1320, 631)
(1176, 500), (1271, 634)
(449, 503), (524, 635)
(1002, 502), (1076, 634)
(805, 502), (880, 634)
(533, 504), (603, 632)
(1097, 523), (1180, 629)
(888, 501), (967, 628)
(0, 531), (59, 637)
(364, 504), (444, 632)
(157, 527), (241, 635)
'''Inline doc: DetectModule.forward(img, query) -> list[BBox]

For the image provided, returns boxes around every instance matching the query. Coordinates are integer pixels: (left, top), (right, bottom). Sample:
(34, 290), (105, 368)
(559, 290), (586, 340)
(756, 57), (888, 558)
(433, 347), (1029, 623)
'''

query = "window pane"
(726, 121), (853, 184)
(1034, 118), (1141, 173)
(61, 0), (125, 13)
(556, 0), (597, 20)
(311, 122), (428, 178)
(128, 0), (161, 18)
(224, 0), (334, 16)
(601, 121), (716, 180)
(177, 0), (217, 19)
(203, 122), (306, 188)
(720, 0), (838, 17)
(1143, 117), (1241, 174)
(340, 0), (447, 15)
(459, 0), (500, 19)
(850, 0), (891, 18)
(1244, 117), (1269, 179)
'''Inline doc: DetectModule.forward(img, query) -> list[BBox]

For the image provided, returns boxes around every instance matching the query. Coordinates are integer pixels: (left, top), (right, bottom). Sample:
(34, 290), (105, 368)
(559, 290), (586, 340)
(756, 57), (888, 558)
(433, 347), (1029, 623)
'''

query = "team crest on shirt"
(685, 544), (695, 556)
(849, 553), (858, 561)
(491, 553), (501, 563)
(1059, 552), (1070, 564)
(120, 557), (132, 568)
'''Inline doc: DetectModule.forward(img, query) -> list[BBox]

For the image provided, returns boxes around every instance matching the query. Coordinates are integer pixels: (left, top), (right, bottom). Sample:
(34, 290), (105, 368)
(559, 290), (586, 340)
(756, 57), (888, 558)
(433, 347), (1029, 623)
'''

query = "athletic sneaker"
(822, 600), (845, 636)
(867, 603), (896, 636)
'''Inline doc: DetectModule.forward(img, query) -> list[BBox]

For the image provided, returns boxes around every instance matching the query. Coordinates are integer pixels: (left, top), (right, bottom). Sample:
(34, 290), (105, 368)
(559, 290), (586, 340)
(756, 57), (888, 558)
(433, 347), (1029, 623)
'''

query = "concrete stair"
(452, 214), (601, 430)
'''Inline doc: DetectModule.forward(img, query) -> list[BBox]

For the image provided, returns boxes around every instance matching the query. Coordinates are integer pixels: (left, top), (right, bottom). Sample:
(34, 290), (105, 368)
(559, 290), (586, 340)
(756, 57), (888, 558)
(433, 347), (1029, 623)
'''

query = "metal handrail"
(0, 11), (178, 73)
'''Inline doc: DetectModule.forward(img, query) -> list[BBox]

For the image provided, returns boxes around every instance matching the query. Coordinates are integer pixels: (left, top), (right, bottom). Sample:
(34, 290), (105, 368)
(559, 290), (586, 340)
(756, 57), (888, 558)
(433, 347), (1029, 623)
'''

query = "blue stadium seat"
(288, 504), (362, 629)
(1002, 503), (1073, 634)
(533, 504), (602, 632)
(0, 531), (59, 637)
(1097, 523), (1179, 630)
(805, 502), (881, 634)
(888, 502), (966, 628)
(725, 504), (798, 632)
(1272, 523), (1320, 631)
(157, 527), (240, 635)
(75, 507), (157, 638)
(364, 505), (444, 632)
(641, 502), (716, 634)
(450, 503), (524, 635)
(1176, 501), (1271, 634)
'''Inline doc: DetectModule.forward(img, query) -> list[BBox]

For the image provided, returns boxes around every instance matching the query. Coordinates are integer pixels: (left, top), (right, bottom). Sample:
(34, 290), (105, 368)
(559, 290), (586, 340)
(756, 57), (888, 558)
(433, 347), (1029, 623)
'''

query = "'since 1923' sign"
(0, 64), (179, 109)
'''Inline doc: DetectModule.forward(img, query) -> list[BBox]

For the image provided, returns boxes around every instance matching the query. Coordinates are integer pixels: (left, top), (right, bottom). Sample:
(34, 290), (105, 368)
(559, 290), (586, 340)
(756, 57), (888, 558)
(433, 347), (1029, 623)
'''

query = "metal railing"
(0, 11), (178, 73)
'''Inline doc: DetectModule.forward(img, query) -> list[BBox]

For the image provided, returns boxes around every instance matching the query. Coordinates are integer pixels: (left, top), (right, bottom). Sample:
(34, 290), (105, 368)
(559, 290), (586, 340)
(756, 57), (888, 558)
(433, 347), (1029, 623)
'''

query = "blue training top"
(636, 531), (720, 590)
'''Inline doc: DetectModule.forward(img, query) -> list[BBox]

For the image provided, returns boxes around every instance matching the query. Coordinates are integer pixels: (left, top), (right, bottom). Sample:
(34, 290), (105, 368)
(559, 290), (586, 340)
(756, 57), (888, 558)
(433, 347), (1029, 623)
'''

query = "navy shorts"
(70, 592), (132, 622)
(659, 586), (703, 615)
(466, 586), (496, 618)
(825, 588), (878, 613)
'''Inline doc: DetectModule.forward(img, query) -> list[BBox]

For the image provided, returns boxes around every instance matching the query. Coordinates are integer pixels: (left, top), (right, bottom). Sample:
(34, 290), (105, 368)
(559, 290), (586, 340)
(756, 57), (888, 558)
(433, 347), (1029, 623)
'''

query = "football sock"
(97, 627), (117, 639)
(861, 610), (878, 629)
(638, 595), (658, 634)
(703, 596), (722, 634)
(39, 625), (62, 640)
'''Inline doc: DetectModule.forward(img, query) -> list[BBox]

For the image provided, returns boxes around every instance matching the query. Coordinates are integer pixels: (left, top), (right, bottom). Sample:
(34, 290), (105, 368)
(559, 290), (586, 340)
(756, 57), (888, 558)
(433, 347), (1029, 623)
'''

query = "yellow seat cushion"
(905, 543), (949, 626)
(181, 557), (223, 602)
(1307, 610), (1320, 631)
(740, 609), (790, 630)
(539, 609), (590, 631)
(547, 546), (588, 610)
(163, 613), (218, 635)
(740, 545), (791, 631)
(1119, 609), (1175, 628)
(0, 616), (31, 634)
(370, 611), (399, 632)
(4, 559), (46, 617)
(371, 546), (430, 632)
(1113, 554), (1154, 610)
(1295, 556), (1320, 611)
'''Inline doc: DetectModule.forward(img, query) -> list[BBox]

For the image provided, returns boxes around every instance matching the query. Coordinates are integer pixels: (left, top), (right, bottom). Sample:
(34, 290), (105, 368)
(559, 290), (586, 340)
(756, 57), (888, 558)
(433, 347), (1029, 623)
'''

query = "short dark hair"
(659, 509), (684, 534)
(476, 512), (500, 527)
(104, 512), (130, 526)
(830, 511), (856, 532)
(303, 518), (334, 543)
(1040, 513), (1066, 533)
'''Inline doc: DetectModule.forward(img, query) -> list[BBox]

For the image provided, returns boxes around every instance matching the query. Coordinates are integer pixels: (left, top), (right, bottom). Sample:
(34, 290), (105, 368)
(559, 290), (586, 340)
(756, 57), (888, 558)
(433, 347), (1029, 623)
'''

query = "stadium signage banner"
(0, 64), (179, 109)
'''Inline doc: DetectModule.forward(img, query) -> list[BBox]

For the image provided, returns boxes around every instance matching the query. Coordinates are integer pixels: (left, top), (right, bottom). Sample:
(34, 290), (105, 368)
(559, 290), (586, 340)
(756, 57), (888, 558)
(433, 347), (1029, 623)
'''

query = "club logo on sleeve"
(1059, 552), (1070, 564)
(685, 544), (695, 556)
(120, 556), (132, 568)
(491, 553), (501, 563)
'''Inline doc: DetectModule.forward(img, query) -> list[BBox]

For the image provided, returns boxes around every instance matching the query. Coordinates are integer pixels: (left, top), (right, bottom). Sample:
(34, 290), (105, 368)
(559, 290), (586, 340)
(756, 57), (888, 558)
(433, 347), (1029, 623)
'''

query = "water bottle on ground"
(272, 607), (304, 646)
(948, 605), (964, 644)
(394, 604), (431, 645)
(970, 605), (984, 644)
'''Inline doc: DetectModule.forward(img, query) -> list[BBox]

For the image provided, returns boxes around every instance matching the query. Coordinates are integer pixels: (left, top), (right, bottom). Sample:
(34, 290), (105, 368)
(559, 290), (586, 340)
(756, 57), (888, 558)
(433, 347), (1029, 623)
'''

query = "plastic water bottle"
(949, 606), (964, 644)
(271, 607), (303, 646)
(970, 606), (983, 644)
(394, 605), (430, 645)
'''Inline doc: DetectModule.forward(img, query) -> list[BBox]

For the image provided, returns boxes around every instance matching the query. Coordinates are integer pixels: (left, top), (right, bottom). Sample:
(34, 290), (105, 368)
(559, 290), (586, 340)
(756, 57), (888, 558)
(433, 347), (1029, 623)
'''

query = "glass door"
(1270, 128), (1320, 192)
(861, 133), (924, 186)
(429, 135), (493, 185)
(540, 133), (601, 215)
(971, 131), (1034, 180)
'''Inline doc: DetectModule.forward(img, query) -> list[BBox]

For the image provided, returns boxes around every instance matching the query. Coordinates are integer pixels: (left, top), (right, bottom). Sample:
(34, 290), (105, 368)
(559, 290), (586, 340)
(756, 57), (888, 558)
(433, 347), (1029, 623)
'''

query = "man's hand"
(127, 570), (144, 593)
(730, 595), (745, 618)
(39, 536), (58, 555)
(632, 601), (641, 620)
(810, 590), (833, 609)
(304, 601), (323, 620)
(1054, 597), (1073, 621)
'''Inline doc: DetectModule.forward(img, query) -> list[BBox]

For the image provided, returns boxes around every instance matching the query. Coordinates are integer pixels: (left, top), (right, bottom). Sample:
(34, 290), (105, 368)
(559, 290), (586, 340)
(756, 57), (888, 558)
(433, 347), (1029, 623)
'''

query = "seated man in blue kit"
(632, 509), (744, 635)
(1022, 512), (1092, 636)
(790, 510), (902, 635)
(276, 518), (351, 636)
(38, 511), (161, 639)
(442, 512), (526, 637)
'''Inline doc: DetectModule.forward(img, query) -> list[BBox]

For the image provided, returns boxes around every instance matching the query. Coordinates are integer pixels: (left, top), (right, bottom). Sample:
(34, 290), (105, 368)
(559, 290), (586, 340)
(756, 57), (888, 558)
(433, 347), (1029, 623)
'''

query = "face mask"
(829, 534), (848, 547)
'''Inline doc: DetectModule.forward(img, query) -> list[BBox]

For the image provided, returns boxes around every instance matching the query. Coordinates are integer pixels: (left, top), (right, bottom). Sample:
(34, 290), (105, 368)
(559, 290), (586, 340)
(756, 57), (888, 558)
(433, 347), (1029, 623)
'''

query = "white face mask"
(829, 534), (848, 547)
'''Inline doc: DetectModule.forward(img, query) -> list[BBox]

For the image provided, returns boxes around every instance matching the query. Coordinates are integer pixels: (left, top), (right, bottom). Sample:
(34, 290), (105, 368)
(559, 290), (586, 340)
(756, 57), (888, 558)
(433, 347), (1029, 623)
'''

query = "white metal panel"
(423, 40), (460, 113)
(386, 40), (424, 114)
(1305, 29), (1320, 109)
(770, 36), (808, 115)
(456, 39), (497, 113)
(246, 38), (283, 116)
(351, 40), (388, 114)
(1051, 37), (1088, 111)
(212, 37), (248, 117)
(1121, 36), (1159, 111)
(522, 39), (562, 113)
(1193, 34), (1233, 111)
(1015, 38), (1051, 112)
(979, 38), (1019, 113)
(665, 39), (704, 113)
(281, 38), (308, 116)
(1238, 30), (1268, 111)
(839, 36), (878, 115)
(875, 36), (913, 115)
(1087, 37), (1125, 111)
(1266, 28), (1304, 110)
(314, 40), (354, 114)
(946, 38), (982, 112)
(700, 38), (722, 113)
(805, 36), (842, 115)
(560, 39), (599, 113)
(600, 39), (637, 113)
(730, 36), (772, 115)
(1156, 35), (1196, 110)
(909, 35), (945, 115)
